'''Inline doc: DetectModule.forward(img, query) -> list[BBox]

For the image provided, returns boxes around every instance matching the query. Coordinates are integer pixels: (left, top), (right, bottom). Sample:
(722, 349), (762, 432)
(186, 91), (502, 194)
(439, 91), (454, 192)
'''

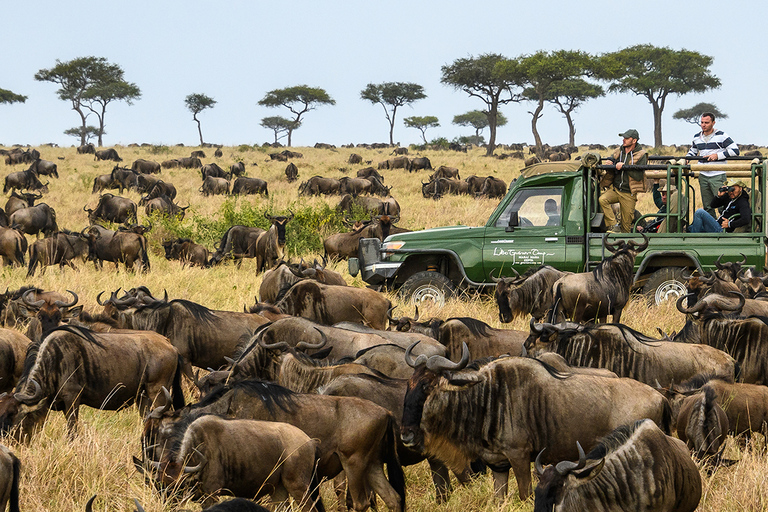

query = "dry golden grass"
(0, 143), (764, 511)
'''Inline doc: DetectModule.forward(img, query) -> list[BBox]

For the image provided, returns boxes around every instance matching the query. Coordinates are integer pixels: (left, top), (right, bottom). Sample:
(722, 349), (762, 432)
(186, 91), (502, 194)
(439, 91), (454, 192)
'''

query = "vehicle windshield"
(495, 187), (563, 227)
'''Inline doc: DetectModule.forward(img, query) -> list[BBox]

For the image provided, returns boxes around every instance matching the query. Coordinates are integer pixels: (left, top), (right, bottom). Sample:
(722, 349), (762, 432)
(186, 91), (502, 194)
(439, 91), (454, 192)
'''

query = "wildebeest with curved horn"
(9, 203), (58, 238)
(492, 265), (571, 322)
(5, 191), (42, 219)
(209, 225), (266, 267)
(84, 194), (138, 225)
(0, 324), (184, 439)
(400, 343), (671, 501)
(255, 212), (294, 272)
(3, 167), (49, 195)
(84, 225), (150, 272)
(26, 230), (90, 277)
(549, 234), (649, 324)
(534, 420), (701, 512)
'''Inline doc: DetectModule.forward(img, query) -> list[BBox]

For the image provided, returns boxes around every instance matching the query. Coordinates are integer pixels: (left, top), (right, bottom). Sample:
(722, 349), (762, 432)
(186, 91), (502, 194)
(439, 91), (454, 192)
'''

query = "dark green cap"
(619, 129), (639, 139)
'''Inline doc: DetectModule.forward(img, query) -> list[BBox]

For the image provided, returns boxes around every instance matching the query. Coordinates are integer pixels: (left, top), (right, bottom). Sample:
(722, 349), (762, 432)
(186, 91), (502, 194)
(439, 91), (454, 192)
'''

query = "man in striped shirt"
(687, 112), (739, 218)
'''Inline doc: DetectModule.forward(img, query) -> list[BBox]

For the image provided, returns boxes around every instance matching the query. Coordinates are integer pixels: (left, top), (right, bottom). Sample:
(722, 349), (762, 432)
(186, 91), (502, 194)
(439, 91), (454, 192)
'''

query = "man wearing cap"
(689, 178), (751, 233)
(599, 129), (648, 233)
(655, 181), (680, 233)
(686, 112), (740, 218)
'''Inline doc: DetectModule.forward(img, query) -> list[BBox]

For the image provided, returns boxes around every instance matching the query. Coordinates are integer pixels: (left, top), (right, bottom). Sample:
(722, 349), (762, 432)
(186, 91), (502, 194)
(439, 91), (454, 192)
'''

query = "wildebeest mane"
(353, 343), (403, 359)
(585, 419), (646, 460)
(274, 280), (299, 304)
(675, 373), (728, 392)
(592, 247), (634, 291)
(18, 325), (105, 386)
(233, 379), (298, 415)
(446, 317), (493, 338)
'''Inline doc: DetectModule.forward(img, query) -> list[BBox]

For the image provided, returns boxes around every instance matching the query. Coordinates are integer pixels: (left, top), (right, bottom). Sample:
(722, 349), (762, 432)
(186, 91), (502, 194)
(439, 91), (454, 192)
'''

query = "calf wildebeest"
(401, 345), (671, 501)
(5, 191), (41, 219)
(148, 416), (324, 510)
(77, 143), (95, 154)
(255, 212), (294, 272)
(131, 158), (161, 174)
(28, 159), (58, 179)
(144, 194), (188, 219)
(0, 445), (20, 512)
(230, 161), (246, 176)
(285, 162), (299, 182)
(85, 225), (150, 272)
(231, 177), (268, 196)
(534, 420), (701, 512)
(209, 225), (266, 267)
(94, 148), (122, 162)
(162, 238), (209, 267)
(144, 379), (404, 512)
(0, 325), (184, 439)
(0, 329), (30, 394)
(3, 167), (49, 194)
(276, 281), (391, 330)
(377, 156), (410, 171)
(26, 230), (90, 277)
(84, 194), (137, 225)
(9, 203), (58, 238)
(178, 156), (202, 169)
(0, 227), (26, 266)
(409, 156), (432, 172)
(549, 235), (649, 324)
(348, 153), (363, 164)
(201, 175), (230, 196)
(492, 265), (571, 322)
(524, 320), (738, 387)
(430, 166), (460, 180)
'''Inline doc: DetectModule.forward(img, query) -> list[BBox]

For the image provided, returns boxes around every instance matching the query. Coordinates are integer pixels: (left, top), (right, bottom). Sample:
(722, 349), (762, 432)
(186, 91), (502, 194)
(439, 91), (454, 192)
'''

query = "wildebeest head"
(265, 211), (295, 247)
(714, 253), (747, 282)
(19, 289), (81, 335)
(533, 441), (605, 509)
(675, 290), (745, 319)
(491, 268), (524, 323)
(0, 379), (48, 438)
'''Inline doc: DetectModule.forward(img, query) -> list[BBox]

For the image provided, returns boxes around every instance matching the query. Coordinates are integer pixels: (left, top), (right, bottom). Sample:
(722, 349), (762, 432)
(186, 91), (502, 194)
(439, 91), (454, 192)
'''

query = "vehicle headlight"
(382, 241), (405, 259)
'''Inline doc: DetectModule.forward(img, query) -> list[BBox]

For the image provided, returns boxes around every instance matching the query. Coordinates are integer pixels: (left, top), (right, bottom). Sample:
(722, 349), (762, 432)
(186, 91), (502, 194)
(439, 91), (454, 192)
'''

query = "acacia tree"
(452, 110), (508, 144)
(35, 57), (140, 146)
(360, 82), (426, 145)
(673, 102), (727, 125)
(260, 116), (299, 144)
(545, 78), (604, 146)
(64, 126), (99, 143)
(404, 116), (439, 144)
(441, 54), (523, 156)
(597, 45), (720, 147)
(185, 93), (217, 146)
(0, 88), (26, 104)
(258, 85), (335, 146)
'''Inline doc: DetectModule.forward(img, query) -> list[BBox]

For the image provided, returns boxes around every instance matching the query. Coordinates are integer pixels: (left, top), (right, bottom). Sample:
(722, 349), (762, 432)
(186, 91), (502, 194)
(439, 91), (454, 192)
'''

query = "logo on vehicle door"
(492, 247), (555, 264)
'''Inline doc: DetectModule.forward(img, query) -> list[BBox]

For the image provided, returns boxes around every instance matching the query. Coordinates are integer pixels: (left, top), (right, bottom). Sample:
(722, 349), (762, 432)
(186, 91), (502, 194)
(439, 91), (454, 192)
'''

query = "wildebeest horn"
(534, 448), (547, 476)
(54, 289), (78, 308)
(697, 272), (715, 284)
(627, 232), (649, 252)
(21, 289), (45, 308)
(715, 254), (725, 269)
(720, 291), (746, 313)
(96, 291), (107, 306)
(676, 293), (707, 315)
(426, 342), (470, 372)
(554, 441), (586, 475)
(296, 328), (327, 351)
(489, 269), (502, 283)
(183, 448), (207, 474)
(85, 495), (97, 512)
(134, 498), (145, 512)
(404, 341), (428, 368)
(603, 236), (623, 253)
(14, 379), (42, 405)
(148, 386), (172, 419)
(737, 269), (751, 283)
(386, 306), (400, 323)
(529, 317), (545, 335)
(413, 305), (419, 322)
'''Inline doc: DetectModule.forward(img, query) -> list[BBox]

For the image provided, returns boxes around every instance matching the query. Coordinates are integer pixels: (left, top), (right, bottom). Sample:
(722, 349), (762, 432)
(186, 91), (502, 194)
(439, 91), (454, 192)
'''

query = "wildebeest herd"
(0, 144), (762, 511)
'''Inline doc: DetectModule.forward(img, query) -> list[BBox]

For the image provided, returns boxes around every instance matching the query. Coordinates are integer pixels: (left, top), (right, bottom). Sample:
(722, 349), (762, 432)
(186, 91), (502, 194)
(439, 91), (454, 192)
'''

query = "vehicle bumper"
(349, 238), (402, 285)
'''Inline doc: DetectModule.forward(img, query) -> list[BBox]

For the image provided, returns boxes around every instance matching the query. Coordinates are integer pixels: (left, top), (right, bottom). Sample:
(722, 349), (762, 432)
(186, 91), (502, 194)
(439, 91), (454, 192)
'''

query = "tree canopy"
(35, 56), (140, 146)
(441, 54), (522, 156)
(452, 110), (508, 143)
(258, 85), (335, 146)
(673, 102), (727, 125)
(260, 116), (299, 144)
(361, 82), (426, 145)
(597, 45), (720, 147)
(185, 93), (217, 146)
(64, 125), (99, 143)
(0, 88), (26, 104)
(403, 116), (439, 144)
(545, 78), (604, 147)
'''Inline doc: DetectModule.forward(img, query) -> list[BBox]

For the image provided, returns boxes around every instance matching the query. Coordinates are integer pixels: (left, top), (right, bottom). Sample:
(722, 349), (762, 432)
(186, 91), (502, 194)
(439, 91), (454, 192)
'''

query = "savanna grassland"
(0, 142), (766, 511)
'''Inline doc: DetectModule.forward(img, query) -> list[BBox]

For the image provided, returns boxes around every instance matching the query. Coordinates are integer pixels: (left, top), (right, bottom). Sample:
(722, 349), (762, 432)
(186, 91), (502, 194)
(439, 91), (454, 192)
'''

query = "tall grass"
(0, 143), (762, 511)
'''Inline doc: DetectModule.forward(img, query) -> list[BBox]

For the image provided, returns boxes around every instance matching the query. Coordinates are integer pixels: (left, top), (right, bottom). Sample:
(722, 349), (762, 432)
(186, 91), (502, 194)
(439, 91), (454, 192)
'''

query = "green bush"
(148, 145), (171, 155)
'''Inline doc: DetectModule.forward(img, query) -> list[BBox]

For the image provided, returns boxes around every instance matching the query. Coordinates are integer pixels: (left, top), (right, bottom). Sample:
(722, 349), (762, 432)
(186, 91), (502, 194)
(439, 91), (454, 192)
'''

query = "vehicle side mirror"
(506, 211), (519, 232)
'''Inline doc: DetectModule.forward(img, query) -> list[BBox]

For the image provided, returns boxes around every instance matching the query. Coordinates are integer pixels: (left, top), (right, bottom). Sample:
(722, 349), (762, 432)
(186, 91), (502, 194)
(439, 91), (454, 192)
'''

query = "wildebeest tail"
(548, 283), (563, 324)
(9, 451), (19, 512)
(660, 396), (673, 435)
(309, 447), (326, 512)
(139, 236), (150, 273)
(171, 355), (186, 410)
(25, 244), (37, 278)
(382, 414), (406, 511)
(17, 237), (27, 269)
(734, 360), (742, 382)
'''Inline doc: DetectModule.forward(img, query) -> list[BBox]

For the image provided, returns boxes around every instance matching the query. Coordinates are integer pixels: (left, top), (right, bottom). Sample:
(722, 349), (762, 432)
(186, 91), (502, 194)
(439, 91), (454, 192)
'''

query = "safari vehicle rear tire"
(642, 267), (687, 306)
(400, 271), (455, 307)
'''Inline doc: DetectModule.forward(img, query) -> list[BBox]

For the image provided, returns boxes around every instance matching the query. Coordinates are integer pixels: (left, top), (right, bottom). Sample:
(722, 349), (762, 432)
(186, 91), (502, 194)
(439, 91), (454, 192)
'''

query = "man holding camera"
(689, 178), (751, 233)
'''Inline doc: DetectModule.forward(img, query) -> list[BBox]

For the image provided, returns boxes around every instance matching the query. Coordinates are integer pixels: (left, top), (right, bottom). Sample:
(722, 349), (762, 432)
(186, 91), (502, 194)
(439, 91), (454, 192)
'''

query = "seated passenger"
(689, 178), (751, 233)
(544, 198), (560, 226)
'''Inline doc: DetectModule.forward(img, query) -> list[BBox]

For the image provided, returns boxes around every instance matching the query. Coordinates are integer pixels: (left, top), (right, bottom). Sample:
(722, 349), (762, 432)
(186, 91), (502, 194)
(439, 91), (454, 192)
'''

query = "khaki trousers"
(599, 186), (637, 232)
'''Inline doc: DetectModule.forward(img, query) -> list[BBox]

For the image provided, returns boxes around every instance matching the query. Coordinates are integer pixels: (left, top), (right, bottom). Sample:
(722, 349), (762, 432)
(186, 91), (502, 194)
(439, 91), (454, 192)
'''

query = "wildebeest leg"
(427, 459), (452, 503)
(366, 464), (401, 512)
(507, 453), (532, 501)
(343, 466), (373, 512)
(65, 405), (79, 441)
(491, 469), (510, 501)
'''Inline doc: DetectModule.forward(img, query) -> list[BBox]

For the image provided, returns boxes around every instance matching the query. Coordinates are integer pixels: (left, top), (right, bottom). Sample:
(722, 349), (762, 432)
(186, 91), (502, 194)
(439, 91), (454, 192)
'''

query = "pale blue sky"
(2, 0), (764, 148)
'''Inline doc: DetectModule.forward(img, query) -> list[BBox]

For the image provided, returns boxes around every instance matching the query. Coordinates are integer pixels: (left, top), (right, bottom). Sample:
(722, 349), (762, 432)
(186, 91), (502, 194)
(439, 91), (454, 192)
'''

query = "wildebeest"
(323, 214), (397, 260)
(534, 420), (701, 512)
(0, 287), (69, 329)
(85, 225), (150, 272)
(131, 158), (161, 174)
(139, 180), (176, 205)
(143, 379), (404, 512)
(0, 329), (30, 394)
(377, 156), (410, 171)
(9, 203), (58, 238)
(92, 174), (119, 194)
(285, 162), (299, 182)
(202, 498), (269, 512)
(209, 225), (266, 267)
(549, 235), (649, 324)
(356, 167), (383, 181)
(2, 148), (38, 165)
(348, 153), (363, 164)
(230, 161), (246, 177)
(409, 156), (432, 172)
(3, 167), (49, 194)
(0, 325), (184, 439)
(110, 165), (139, 193)
(430, 166), (460, 180)
(178, 156), (202, 169)
(201, 163), (230, 181)
(16, 289), (83, 340)
(162, 238), (209, 267)
(94, 148), (122, 162)
(84, 194), (137, 225)
(276, 281), (391, 330)
(401, 345), (671, 501)
(201, 176), (230, 196)
(77, 143), (95, 154)
(28, 159), (58, 179)
(5, 191), (41, 219)
(0, 444), (20, 512)
(255, 213), (294, 272)
(148, 416), (324, 510)
(0, 227), (26, 266)
(673, 386), (729, 458)
(191, 150), (206, 158)
(144, 194), (188, 219)
(492, 265), (571, 322)
(524, 320), (738, 388)
(476, 176), (507, 199)
(258, 261), (346, 304)
(231, 177), (268, 196)
(26, 230), (90, 277)
(297, 176), (341, 196)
